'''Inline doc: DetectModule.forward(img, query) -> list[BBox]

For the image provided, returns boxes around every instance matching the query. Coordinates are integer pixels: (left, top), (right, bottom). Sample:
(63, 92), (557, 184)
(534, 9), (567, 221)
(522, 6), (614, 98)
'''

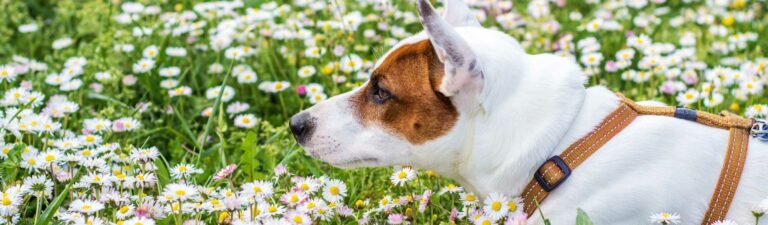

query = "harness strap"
(522, 103), (639, 216)
(521, 94), (753, 225)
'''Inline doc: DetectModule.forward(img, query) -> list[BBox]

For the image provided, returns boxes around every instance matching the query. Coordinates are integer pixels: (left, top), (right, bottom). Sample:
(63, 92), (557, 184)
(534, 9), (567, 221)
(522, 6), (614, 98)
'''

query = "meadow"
(0, 0), (766, 224)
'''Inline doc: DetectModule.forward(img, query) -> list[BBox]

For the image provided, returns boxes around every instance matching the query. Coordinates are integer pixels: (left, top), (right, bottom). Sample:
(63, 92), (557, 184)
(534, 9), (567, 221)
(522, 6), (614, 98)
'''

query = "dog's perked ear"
(441, 0), (481, 27)
(417, 0), (483, 101)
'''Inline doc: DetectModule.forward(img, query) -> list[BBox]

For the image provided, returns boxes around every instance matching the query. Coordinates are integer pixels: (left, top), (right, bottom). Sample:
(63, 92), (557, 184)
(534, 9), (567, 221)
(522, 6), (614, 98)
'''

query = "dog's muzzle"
(289, 112), (316, 145)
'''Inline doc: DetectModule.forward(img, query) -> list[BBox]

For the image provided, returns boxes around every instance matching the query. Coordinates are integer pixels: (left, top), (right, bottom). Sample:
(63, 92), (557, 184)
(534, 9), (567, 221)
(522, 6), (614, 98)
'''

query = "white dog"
(289, 0), (768, 224)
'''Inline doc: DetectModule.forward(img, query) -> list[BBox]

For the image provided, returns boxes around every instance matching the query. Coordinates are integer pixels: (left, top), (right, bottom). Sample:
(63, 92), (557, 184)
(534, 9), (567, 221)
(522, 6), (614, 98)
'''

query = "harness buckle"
(534, 156), (571, 192)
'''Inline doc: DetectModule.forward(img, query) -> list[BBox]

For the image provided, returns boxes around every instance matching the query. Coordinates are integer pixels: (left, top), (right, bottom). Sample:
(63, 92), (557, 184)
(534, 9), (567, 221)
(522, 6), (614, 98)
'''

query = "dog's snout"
(289, 112), (316, 144)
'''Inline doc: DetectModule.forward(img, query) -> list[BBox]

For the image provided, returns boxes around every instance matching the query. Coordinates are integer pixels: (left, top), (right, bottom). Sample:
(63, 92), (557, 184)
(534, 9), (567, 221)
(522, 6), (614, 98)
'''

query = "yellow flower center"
(2, 196), (12, 206)
(508, 201), (518, 212)
(300, 183), (309, 190)
(329, 186), (339, 195)
(293, 215), (303, 223)
(290, 194), (299, 203)
(268, 205), (278, 213)
(253, 186), (262, 193)
(175, 190), (186, 196)
(119, 206), (130, 213)
(397, 171), (407, 179)
(491, 201), (502, 211)
(45, 155), (55, 162)
(466, 194), (476, 202)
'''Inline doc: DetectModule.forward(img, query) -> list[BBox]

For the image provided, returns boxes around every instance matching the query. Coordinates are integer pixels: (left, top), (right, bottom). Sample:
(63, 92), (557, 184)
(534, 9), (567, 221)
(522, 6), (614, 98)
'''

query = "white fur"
(296, 1), (768, 224)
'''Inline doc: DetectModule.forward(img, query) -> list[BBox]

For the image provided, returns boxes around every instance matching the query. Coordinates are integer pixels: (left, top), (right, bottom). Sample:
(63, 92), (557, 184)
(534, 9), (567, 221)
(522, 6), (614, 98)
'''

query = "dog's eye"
(371, 84), (392, 104)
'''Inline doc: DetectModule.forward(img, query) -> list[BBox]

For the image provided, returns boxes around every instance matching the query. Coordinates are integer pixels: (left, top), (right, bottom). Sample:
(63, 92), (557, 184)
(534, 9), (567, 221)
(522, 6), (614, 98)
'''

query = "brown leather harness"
(521, 93), (755, 224)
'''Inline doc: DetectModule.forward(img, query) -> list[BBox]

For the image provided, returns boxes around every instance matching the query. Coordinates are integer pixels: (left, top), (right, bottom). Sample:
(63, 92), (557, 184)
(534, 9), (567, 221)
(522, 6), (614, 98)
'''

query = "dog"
(289, 0), (768, 224)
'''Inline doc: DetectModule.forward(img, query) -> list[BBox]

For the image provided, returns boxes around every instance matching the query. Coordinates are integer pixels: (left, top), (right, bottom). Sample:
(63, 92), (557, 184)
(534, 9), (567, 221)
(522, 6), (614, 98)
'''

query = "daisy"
(234, 114), (258, 128)
(676, 89), (700, 105)
(159, 67), (181, 77)
(439, 184), (464, 195)
(240, 181), (274, 199)
(0, 190), (22, 215)
(483, 193), (510, 220)
(170, 164), (203, 180)
(69, 199), (105, 214)
(168, 86), (192, 97)
(304, 46), (324, 58)
(260, 81), (291, 93)
(130, 147), (160, 162)
(143, 45), (160, 58)
(165, 47), (187, 57)
(340, 54), (363, 73)
(113, 117), (141, 132)
(293, 177), (321, 193)
(123, 216), (155, 225)
(237, 70), (258, 83)
(298, 66), (316, 78)
(460, 192), (479, 206)
(280, 190), (308, 207)
(160, 79), (179, 89)
(507, 196), (524, 216)
(162, 183), (200, 201)
(628, 34), (652, 50)
(40, 150), (62, 165)
(712, 220), (741, 225)
(308, 93), (327, 104)
(473, 213), (497, 225)
(226, 102), (250, 115)
(52, 37), (73, 49)
(322, 179), (347, 202)
(133, 58), (156, 74)
(83, 118), (112, 133)
(205, 85), (236, 102)
(285, 210), (311, 225)
(305, 83), (324, 95)
(387, 213), (405, 224)
(20, 153), (43, 171)
(115, 205), (136, 220)
(208, 63), (225, 74)
(650, 212), (681, 224)
(0, 65), (17, 82)
(18, 23), (38, 33)
(390, 168), (416, 186)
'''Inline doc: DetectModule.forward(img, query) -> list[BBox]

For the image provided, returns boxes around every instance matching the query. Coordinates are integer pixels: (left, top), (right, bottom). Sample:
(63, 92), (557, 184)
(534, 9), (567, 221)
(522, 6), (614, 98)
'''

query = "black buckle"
(534, 156), (571, 192)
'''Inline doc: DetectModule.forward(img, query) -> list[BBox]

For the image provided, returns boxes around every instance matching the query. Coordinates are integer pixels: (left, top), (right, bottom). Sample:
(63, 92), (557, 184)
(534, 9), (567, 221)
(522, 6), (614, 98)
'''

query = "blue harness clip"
(674, 107), (698, 122)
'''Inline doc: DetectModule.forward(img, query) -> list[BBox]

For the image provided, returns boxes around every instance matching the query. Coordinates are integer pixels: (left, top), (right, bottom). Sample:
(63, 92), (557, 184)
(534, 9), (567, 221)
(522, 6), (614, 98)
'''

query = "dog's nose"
(289, 112), (315, 144)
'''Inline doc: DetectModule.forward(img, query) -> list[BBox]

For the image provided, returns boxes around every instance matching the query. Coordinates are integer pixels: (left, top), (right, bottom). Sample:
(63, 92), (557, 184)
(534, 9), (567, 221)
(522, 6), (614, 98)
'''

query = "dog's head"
(290, 0), (494, 168)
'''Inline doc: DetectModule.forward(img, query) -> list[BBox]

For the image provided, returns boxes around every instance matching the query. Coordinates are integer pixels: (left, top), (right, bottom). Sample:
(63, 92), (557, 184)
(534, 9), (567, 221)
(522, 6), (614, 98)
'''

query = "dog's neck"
(412, 44), (590, 197)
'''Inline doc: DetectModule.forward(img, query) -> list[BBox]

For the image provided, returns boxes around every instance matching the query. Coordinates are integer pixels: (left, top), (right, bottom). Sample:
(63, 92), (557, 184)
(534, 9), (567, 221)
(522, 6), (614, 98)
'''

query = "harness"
(521, 93), (760, 224)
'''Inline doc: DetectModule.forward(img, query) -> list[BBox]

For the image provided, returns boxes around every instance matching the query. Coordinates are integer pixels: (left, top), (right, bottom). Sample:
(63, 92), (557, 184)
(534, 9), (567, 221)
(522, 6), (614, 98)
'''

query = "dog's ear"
(442, 0), (480, 27)
(417, 0), (483, 99)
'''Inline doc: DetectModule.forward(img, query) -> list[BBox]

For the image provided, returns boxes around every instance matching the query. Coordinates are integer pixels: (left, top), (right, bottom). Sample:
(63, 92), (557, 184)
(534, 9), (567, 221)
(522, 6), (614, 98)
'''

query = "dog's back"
(535, 87), (768, 225)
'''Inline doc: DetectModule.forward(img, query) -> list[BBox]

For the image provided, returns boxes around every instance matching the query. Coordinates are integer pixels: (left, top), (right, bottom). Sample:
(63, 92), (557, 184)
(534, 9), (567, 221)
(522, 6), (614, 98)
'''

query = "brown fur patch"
(350, 40), (458, 144)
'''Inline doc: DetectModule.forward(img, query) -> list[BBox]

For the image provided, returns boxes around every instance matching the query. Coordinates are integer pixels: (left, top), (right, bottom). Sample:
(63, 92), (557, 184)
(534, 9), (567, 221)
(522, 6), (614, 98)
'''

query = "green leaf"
(576, 208), (594, 225)
(86, 92), (132, 110)
(35, 182), (71, 225)
(239, 132), (260, 179)
(155, 155), (172, 188)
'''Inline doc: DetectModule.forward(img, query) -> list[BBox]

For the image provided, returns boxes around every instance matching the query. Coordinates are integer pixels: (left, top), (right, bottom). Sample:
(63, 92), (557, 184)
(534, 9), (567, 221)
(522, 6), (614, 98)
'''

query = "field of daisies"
(0, 0), (766, 224)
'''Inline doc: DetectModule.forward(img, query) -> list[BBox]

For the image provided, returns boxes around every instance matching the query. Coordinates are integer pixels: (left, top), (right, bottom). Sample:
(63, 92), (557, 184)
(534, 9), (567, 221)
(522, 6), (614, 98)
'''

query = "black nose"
(289, 112), (316, 144)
